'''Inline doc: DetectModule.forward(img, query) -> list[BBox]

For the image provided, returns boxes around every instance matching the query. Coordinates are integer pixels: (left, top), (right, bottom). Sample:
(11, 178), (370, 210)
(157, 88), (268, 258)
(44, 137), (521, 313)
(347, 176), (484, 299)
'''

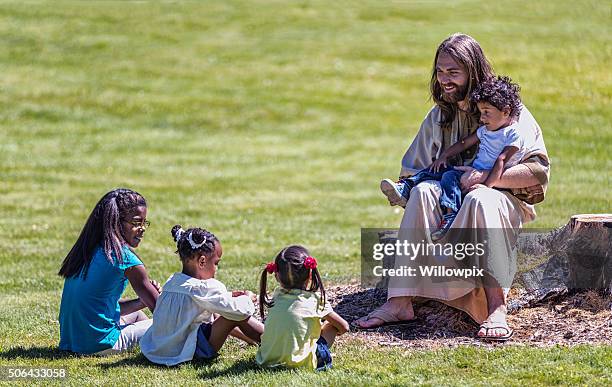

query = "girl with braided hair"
(58, 188), (161, 355)
(140, 225), (263, 366)
(257, 245), (349, 371)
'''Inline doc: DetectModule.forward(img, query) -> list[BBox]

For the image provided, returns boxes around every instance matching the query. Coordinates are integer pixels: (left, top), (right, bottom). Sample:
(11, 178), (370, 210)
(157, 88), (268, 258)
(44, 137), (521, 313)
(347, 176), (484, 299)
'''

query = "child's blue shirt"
(472, 124), (525, 170)
(58, 245), (142, 354)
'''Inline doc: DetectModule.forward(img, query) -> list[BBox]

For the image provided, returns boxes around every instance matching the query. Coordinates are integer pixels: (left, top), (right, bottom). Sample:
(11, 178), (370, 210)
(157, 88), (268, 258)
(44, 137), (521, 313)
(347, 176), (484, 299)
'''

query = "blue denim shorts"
(315, 336), (332, 371)
(194, 322), (218, 360)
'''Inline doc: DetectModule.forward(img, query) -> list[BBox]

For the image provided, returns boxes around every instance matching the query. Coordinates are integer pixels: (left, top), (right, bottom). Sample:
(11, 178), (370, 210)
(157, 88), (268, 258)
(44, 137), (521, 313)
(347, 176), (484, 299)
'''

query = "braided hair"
(259, 245), (326, 318)
(171, 224), (218, 261)
(58, 188), (146, 279)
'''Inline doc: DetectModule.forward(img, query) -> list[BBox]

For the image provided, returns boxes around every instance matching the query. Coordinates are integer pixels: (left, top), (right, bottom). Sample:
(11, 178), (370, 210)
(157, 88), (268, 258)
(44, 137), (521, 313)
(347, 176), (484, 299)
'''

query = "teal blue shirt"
(58, 245), (143, 354)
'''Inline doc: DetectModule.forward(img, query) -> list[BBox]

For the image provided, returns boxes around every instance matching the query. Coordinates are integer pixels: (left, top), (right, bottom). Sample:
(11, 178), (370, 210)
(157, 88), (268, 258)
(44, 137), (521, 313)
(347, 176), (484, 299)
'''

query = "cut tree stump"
(563, 214), (612, 290)
(512, 214), (611, 310)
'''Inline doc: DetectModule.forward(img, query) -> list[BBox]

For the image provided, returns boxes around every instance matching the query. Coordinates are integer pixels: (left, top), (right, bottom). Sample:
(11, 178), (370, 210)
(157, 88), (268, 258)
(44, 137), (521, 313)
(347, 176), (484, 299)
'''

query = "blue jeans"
(315, 336), (332, 371)
(402, 166), (463, 214)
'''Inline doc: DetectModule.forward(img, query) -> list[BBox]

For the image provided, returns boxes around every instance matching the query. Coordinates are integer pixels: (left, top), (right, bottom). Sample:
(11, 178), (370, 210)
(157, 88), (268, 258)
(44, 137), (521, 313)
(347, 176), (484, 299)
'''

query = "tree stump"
(563, 214), (612, 291)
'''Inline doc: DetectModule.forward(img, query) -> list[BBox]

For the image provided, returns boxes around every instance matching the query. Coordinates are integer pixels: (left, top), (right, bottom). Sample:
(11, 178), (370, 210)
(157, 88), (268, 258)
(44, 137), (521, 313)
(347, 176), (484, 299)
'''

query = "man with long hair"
(355, 33), (550, 341)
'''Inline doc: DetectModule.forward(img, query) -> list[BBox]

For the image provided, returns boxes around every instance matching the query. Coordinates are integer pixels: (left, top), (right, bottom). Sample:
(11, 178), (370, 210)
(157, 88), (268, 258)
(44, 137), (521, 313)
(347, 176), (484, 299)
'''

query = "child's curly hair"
(470, 75), (522, 118)
(171, 224), (218, 261)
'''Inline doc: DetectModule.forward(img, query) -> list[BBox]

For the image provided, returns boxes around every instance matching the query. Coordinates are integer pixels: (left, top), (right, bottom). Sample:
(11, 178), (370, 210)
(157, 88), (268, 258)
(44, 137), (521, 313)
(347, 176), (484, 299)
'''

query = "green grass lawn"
(0, 0), (610, 385)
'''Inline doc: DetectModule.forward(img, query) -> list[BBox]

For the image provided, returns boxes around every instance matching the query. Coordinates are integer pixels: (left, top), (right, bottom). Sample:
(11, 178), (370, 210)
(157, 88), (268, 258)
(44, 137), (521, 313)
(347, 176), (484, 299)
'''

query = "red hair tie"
(303, 256), (317, 270)
(266, 262), (277, 274)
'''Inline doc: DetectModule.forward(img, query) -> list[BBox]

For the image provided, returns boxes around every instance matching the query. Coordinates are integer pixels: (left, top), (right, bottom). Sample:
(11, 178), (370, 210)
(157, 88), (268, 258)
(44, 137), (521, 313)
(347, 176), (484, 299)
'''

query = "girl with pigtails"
(256, 245), (349, 371)
(140, 225), (263, 366)
(58, 188), (161, 355)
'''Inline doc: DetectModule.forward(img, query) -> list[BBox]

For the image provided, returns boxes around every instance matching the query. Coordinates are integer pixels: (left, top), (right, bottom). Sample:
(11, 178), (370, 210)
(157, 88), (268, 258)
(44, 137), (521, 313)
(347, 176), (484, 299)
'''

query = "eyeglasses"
(122, 219), (151, 229)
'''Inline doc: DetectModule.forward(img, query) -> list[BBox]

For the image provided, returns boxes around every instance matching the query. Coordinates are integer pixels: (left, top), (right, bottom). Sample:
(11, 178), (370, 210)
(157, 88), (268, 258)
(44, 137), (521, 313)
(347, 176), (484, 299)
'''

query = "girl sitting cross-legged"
(140, 225), (263, 366)
(257, 245), (349, 371)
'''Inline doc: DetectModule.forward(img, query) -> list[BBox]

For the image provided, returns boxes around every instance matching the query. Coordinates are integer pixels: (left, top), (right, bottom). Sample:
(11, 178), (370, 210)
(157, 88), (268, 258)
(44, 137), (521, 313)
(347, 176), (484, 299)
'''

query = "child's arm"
(124, 265), (160, 313)
(483, 145), (520, 188)
(430, 132), (479, 172)
(193, 281), (255, 321)
(323, 311), (350, 335)
(118, 298), (146, 316)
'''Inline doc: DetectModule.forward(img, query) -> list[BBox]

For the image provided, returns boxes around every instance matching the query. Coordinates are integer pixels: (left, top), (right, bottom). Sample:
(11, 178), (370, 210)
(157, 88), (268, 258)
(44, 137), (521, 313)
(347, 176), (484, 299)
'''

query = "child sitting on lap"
(140, 225), (263, 366)
(257, 245), (349, 371)
(381, 76), (526, 241)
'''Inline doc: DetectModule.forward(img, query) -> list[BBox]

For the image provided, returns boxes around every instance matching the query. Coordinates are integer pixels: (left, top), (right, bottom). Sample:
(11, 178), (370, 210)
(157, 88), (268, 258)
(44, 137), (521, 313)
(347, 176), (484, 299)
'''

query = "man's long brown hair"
(430, 33), (495, 129)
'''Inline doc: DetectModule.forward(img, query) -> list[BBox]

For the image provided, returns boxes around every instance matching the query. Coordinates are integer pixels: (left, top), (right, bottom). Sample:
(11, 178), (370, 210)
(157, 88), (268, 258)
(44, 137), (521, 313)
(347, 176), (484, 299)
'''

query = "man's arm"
(457, 163), (541, 190)
(483, 146), (519, 188)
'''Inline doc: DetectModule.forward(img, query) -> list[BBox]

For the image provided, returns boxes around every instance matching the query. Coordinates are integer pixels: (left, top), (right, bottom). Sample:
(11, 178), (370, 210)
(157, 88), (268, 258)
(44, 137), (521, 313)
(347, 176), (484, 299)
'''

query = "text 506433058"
(1, 366), (68, 380)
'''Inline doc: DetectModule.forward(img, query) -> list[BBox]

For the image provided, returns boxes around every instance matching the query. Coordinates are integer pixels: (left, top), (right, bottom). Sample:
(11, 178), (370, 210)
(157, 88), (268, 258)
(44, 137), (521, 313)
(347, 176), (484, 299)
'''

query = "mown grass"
(0, 0), (610, 385)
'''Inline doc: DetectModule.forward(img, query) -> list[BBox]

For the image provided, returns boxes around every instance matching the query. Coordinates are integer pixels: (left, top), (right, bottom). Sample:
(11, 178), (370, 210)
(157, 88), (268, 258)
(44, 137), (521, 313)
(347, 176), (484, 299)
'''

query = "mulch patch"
(328, 284), (612, 349)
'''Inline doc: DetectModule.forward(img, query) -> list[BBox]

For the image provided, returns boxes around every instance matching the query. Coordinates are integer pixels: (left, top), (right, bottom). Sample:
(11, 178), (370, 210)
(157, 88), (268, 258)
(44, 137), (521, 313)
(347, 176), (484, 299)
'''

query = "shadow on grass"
(101, 353), (267, 378)
(99, 353), (165, 369)
(196, 357), (291, 380)
(0, 346), (80, 360)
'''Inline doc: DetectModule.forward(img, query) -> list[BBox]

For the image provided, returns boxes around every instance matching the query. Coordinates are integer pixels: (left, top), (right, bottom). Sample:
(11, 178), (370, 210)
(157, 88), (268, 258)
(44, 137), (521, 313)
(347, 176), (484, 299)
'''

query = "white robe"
(389, 105), (550, 323)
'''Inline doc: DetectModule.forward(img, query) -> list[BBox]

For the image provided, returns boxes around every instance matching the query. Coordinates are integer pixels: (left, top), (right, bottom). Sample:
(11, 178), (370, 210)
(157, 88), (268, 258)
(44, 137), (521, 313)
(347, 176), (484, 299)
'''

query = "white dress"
(140, 273), (254, 366)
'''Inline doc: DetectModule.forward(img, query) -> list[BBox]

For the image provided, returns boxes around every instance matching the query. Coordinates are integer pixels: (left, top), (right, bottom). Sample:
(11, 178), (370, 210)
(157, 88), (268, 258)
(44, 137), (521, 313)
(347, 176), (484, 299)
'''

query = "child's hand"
(149, 279), (162, 294)
(232, 290), (257, 302)
(429, 156), (447, 173)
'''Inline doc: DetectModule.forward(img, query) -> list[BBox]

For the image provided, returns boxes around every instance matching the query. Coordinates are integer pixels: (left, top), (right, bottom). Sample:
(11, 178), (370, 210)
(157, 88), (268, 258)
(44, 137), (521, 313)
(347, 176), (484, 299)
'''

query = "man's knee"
(462, 188), (508, 215)
(405, 182), (441, 212)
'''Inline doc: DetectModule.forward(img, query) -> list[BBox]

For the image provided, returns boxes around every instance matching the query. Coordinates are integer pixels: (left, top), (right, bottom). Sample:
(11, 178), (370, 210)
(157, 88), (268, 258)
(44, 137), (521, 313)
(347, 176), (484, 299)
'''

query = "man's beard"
(440, 83), (468, 104)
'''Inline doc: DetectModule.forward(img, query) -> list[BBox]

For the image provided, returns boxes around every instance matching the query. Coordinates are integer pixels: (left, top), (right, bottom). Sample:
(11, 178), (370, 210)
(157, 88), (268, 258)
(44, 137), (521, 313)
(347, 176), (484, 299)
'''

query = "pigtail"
(309, 267), (326, 310)
(259, 268), (274, 319)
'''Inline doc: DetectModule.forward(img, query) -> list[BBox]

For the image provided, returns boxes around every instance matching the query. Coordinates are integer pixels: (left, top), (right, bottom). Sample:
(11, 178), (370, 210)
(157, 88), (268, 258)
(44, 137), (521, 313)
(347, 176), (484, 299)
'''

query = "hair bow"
(303, 256), (317, 270)
(266, 262), (277, 274)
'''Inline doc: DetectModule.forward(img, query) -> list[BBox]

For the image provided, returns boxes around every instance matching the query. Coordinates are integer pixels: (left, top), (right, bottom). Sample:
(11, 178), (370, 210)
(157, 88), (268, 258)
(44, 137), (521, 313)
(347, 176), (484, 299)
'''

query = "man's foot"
(477, 308), (513, 341)
(430, 213), (456, 241)
(380, 179), (408, 208)
(352, 298), (415, 329)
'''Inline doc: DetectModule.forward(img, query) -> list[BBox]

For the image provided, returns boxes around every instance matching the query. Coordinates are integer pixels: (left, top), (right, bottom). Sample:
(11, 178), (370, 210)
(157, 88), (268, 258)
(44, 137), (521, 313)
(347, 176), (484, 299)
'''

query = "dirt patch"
(328, 284), (612, 349)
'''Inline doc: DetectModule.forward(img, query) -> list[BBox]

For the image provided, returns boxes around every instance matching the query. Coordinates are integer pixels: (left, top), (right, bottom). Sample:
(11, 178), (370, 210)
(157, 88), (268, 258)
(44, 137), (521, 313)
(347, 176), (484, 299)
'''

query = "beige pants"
(388, 180), (525, 323)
